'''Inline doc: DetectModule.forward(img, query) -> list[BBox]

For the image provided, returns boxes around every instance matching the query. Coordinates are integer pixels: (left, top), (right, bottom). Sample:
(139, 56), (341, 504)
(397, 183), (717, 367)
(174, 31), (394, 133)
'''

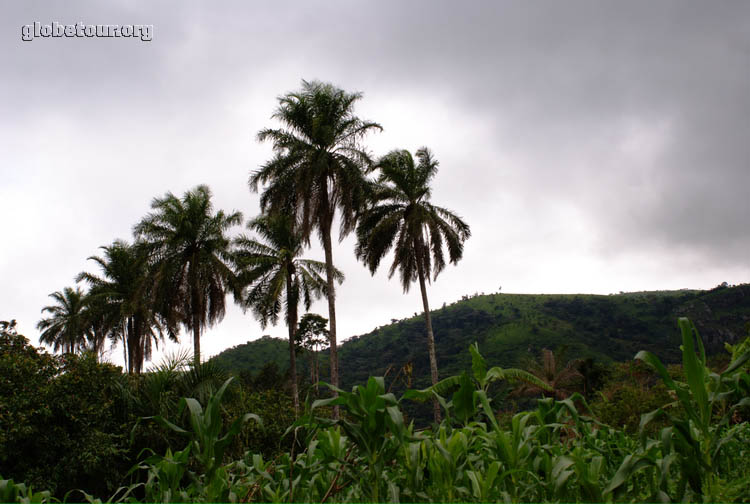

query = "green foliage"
(404, 342), (551, 426)
(0, 323), (130, 498)
(212, 335), (289, 375)
(4, 317), (749, 502)
(0, 321), (58, 450)
(309, 377), (409, 501)
(605, 318), (750, 501)
(233, 215), (335, 330)
(214, 285), (750, 417)
(0, 476), (53, 503)
(125, 352), (232, 452)
(251, 80), (381, 244)
(355, 147), (471, 292)
(590, 360), (674, 433)
(296, 313), (329, 394)
(295, 313), (329, 352)
(725, 331), (750, 367)
(224, 388), (296, 459)
(143, 378), (260, 499)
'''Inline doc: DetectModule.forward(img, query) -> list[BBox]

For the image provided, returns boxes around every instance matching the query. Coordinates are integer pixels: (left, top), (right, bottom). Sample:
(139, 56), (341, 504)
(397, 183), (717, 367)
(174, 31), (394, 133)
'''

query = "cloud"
(2, 1), (749, 364)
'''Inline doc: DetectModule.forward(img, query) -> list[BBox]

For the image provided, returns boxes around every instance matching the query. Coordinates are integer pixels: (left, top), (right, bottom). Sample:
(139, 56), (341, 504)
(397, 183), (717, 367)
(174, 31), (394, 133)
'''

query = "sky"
(2, 1), (749, 367)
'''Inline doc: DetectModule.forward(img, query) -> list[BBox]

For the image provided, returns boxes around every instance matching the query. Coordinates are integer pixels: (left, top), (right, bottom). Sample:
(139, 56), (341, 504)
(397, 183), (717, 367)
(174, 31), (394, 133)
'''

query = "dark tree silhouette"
(78, 240), (173, 373)
(251, 80), (381, 417)
(37, 286), (94, 354)
(134, 185), (242, 366)
(233, 214), (339, 413)
(355, 148), (471, 422)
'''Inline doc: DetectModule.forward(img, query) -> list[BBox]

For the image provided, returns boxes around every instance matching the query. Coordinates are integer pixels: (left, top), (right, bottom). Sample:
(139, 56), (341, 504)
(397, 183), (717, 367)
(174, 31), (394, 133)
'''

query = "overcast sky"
(2, 1), (749, 367)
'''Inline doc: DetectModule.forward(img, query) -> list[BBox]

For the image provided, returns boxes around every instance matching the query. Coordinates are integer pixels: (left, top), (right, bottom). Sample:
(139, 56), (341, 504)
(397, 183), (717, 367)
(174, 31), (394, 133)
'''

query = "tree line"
(35, 80), (470, 421)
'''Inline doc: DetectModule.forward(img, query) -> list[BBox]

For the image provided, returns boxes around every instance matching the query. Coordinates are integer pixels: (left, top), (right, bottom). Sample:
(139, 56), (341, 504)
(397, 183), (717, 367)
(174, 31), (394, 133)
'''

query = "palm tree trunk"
(314, 349), (320, 395)
(286, 271), (300, 415)
(193, 312), (201, 367)
(309, 352), (315, 393)
(320, 202), (340, 419)
(135, 325), (142, 374)
(133, 315), (144, 374)
(122, 333), (129, 374)
(127, 318), (135, 374)
(94, 328), (104, 362)
(190, 262), (201, 367)
(416, 247), (442, 423)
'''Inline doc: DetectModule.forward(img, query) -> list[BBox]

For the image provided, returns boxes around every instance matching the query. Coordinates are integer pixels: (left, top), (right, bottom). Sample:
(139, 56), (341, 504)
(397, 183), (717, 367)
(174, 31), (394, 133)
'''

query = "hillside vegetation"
(213, 283), (750, 391)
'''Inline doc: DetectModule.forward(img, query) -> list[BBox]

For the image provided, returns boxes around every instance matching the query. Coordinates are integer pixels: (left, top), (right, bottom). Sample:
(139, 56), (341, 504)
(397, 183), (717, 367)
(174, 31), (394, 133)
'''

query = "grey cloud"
(3, 0), (750, 358)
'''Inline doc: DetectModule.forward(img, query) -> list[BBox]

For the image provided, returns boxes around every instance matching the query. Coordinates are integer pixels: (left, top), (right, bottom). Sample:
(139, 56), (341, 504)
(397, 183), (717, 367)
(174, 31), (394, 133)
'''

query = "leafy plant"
(605, 317), (750, 501)
(3, 317), (749, 503)
(0, 477), (53, 504)
(138, 377), (260, 501)
(311, 376), (409, 501)
(405, 342), (551, 426)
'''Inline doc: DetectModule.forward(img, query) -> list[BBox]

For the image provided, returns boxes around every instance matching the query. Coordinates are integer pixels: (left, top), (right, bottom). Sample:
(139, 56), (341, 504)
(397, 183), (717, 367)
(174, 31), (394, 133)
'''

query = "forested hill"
(212, 283), (750, 390)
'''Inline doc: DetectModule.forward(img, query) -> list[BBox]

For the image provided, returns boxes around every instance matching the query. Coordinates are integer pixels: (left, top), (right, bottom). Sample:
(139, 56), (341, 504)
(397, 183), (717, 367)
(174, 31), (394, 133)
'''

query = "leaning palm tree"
(251, 80), (381, 414)
(355, 148), (471, 422)
(134, 185), (242, 366)
(37, 286), (94, 354)
(77, 240), (173, 373)
(233, 214), (340, 413)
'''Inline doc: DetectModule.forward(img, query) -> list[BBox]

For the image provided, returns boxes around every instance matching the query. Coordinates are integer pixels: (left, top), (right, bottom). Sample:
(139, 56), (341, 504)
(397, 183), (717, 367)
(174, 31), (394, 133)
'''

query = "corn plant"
(4, 319), (749, 503)
(404, 342), (551, 427)
(605, 317), (750, 501)
(0, 478), (53, 504)
(311, 376), (410, 502)
(128, 446), (193, 503)
(136, 376), (260, 501)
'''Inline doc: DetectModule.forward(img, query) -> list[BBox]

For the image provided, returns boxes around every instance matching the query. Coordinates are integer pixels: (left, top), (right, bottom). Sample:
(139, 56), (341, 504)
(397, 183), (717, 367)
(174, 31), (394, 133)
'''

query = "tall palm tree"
(251, 80), (381, 414)
(233, 214), (340, 413)
(77, 240), (173, 374)
(134, 185), (242, 366)
(355, 148), (471, 422)
(37, 286), (94, 354)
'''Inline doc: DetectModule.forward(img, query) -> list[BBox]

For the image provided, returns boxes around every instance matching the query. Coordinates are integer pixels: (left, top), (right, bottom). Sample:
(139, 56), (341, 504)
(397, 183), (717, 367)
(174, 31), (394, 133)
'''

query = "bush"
(590, 360), (674, 433)
(0, 321), (131, 498)
(223, 387), (296, 459)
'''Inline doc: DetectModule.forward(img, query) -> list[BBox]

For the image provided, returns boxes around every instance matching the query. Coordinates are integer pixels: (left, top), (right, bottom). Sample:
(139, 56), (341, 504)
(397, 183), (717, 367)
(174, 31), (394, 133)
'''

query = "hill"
(212, 283), (750, 390)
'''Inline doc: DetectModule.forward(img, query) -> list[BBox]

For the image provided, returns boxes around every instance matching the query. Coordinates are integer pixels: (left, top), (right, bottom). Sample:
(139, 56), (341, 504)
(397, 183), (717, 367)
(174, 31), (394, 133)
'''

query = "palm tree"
(77, 240), (173, 373)
(233, 214), (340, 413)
(513, 347), (583, 400)
(134, 185), (242, 366)
(355, 148), (471, 422)
(37, 286), (94, 354)
(251, 80), (381, 414)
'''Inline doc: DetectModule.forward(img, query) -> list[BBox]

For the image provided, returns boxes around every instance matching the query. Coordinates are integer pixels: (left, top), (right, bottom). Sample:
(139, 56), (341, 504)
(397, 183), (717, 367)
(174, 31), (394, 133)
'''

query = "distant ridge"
(212, 283), (750, 390)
